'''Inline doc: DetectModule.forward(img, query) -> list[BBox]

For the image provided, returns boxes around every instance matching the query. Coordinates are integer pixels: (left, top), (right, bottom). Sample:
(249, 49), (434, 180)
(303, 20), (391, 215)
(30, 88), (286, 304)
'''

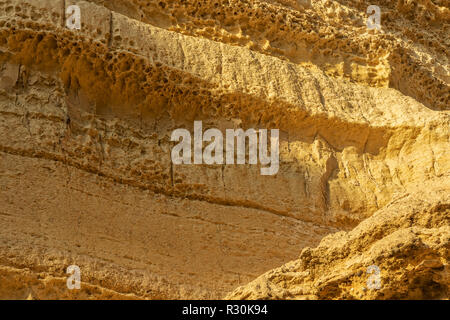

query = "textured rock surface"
(227, 178), (450, 299)
(0, 0), (448, 299)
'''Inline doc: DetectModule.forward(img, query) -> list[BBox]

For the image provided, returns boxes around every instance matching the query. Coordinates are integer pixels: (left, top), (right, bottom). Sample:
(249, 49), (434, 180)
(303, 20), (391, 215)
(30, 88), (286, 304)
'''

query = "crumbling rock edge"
(226, 178), (450, 300)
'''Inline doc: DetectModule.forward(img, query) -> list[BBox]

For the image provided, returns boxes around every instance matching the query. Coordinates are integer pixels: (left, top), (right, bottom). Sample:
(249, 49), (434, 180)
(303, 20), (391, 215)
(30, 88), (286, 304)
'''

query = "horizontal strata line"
(0, 241), (253, 297)
(2, 9), (443, 123)
(85, 0), (450, 103)
(0, 263), (145, 299)
(0, 110), (65, 123)
(3, 0), (448, 117)
(1, 29), (439, 158)
(2, 82), (438, 162)
(0, 146), (336, 230)
(66, 184), (288, 234)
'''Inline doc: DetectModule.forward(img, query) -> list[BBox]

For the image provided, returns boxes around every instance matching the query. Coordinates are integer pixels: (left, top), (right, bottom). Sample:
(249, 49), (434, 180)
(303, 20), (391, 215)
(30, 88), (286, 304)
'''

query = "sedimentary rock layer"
(227, 178), (450, 300)
(0, 0), (448, 299)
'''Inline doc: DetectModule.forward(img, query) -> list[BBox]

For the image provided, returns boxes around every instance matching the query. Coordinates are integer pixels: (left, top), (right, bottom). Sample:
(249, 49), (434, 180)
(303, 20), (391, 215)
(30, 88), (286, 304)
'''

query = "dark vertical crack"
(98, 133), (105, 167)
(108, 11), (113, 49)
(170, 159), (174, 187)
(320, 155), (338, 214)
(62, 0), (66, 28)
(221, 165), (226, 190)
(287, 131), (291, 153)
(15, 65), (32, 139)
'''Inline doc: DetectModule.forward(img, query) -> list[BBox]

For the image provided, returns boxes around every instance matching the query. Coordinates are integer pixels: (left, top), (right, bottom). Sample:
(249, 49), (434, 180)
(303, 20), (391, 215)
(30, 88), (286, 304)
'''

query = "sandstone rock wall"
(0, 0), (448, 299)
(227, 178), (450, 300)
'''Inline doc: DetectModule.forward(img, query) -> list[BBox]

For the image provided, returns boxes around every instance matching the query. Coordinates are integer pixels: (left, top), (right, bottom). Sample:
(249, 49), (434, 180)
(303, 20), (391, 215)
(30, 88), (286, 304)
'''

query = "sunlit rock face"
(0, 0), (448, 299)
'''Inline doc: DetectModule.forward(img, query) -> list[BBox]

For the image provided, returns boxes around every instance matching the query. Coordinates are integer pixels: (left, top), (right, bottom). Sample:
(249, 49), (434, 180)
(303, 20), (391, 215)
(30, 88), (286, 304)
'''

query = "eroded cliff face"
(0, 0), (448, 299)
(227, 178), (450, 300)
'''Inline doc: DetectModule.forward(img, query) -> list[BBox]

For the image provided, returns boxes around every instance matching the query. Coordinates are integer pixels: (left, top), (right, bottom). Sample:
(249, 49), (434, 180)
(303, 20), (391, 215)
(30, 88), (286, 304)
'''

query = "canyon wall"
(0, 0), (448, 299)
